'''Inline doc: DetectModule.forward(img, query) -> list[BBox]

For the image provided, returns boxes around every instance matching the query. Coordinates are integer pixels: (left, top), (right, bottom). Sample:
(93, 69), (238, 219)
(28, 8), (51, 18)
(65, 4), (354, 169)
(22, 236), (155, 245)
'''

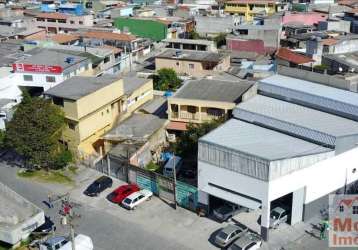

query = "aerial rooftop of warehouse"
(234, 95), (358, 147)
(259, 74), (358, 120)
(199, 119), (332, 161)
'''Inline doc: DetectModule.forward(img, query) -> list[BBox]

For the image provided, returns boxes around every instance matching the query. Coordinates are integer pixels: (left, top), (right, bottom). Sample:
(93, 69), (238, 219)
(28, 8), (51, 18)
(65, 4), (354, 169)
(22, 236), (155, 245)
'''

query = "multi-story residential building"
(306, 34), (358, 64)
(227, 24), (282, 55)
(114, 16), (195, 41)
(194, 15), (242, 37)
(82, 31), (152, 61)
(167, 79), (255, 129)
(123, 76), (154, 115)
(322, 51), (358, 74)
(224, 0), (280, 21)
(45, 75), (125, 156)
(33, 12), (94, 34)
(45, 75), (154, 157)
(317, 19), (351, 33)
(343, 9), (358, 34)
(155, 49), (231, 77)
(12, 48), (92, 93)
(163, 38), (217, 52)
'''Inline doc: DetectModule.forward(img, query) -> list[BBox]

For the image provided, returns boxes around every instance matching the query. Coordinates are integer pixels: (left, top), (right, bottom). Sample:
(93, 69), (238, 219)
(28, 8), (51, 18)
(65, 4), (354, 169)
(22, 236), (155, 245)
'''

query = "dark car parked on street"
(84, 176), (113, 197)
(33, 216), (56, 234)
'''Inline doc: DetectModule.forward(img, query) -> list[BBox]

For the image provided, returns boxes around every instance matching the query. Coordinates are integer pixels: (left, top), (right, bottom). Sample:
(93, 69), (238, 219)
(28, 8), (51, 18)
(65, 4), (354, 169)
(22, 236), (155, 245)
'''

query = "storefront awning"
(202, 184), (261, 210)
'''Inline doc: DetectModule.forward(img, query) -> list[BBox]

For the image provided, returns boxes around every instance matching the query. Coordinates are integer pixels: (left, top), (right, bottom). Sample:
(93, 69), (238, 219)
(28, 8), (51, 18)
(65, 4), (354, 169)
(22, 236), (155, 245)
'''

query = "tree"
(153, 68), (182, 91)
(6, 92), (66, 169)
(213, 33), (227, 48)
(188, 30), (201, 40)
(173, 118), (225, 158)
(0, 129), (6, 149)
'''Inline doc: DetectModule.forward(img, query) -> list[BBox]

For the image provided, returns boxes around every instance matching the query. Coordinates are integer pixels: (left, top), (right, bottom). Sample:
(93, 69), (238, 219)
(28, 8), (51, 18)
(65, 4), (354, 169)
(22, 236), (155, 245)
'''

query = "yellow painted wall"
(76, 80), (124, 119)
(126, 79), (154, 114)
(224, 3), (276, 21)
(168, 98), (236, 123)
(61, 79), (125, 155)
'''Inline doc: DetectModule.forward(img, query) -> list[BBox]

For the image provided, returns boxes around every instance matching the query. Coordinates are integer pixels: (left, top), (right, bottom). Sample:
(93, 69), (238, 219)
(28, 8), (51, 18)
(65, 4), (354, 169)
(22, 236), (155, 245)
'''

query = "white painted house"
(12, 49), (91, 92)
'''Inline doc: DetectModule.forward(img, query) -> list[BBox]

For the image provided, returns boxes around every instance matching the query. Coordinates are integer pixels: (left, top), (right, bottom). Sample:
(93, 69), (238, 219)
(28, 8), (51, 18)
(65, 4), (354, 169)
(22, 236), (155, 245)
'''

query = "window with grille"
(353, 206), (358, 214)
(46, 76), (56, 83)
(23, 75), (33, 81)
(187, 106), (197, 113)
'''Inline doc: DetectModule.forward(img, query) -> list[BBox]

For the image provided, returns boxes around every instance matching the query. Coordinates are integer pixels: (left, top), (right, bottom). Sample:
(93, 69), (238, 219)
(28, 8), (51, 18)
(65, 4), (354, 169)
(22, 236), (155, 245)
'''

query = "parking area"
(0, 163), (336, 250)
(68, 169), (221, 250)
(68, 168), (334, 250)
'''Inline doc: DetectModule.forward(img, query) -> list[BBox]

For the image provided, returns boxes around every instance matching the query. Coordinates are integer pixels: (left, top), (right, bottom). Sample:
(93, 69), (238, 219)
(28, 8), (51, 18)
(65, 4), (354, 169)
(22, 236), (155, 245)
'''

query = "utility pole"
(57, 197), (81, 250)
(70, 222), (76, 250)
(172, 154), (177, 210)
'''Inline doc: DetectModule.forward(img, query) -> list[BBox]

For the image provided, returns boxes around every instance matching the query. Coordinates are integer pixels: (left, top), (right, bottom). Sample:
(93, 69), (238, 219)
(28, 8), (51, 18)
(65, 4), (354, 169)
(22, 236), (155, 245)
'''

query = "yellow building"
(167, 79), (256, 130)
(45, 75), (154, 158)
(224, 0), (277, 21)
(122, 76), (154, 115)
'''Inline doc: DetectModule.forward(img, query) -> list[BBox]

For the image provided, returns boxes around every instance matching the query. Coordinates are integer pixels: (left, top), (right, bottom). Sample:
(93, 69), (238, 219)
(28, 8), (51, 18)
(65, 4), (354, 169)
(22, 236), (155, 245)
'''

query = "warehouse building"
(198, 74), (358, 241)
(259, 74), (358, 121)
(233, 95), (358, 154)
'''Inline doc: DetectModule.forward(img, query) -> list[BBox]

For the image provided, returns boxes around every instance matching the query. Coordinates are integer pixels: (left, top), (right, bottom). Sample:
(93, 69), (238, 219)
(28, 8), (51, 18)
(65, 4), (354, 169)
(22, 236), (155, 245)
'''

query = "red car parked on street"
(107, 184), (140, 204)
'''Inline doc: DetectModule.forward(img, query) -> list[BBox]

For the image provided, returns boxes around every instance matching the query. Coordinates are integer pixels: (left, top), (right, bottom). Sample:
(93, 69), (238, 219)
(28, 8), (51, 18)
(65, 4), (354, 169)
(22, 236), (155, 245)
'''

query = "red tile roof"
(83, 31), (137, 42)
(166, 121), (188, 131)
(36, 12), (69, 20)
(51, 34), (80, 44)
(276, 48), (314, 65)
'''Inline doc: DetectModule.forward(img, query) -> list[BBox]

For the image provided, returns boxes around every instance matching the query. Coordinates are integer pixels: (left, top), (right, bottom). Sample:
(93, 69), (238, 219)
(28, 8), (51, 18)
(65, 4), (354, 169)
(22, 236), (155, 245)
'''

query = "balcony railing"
(179, 112), (200, 120)
(171, 111), (224, 121)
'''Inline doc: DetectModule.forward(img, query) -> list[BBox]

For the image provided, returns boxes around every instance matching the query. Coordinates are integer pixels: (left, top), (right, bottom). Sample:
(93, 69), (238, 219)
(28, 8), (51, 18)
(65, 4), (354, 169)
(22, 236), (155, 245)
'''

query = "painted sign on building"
(12, 63), (63, 74)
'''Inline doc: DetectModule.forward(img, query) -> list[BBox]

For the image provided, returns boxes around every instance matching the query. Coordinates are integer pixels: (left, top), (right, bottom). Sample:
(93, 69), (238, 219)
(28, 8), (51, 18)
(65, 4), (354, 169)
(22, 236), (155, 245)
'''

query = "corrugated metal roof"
(259, 74), (358, 120)
(233, 95), (358, 147)
(200, 119), (331, 161)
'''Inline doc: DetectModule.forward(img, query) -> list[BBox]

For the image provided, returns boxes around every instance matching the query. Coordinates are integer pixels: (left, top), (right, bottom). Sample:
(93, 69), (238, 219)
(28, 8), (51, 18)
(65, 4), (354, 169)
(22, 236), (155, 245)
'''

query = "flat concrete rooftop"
(0, 183), (40, 228)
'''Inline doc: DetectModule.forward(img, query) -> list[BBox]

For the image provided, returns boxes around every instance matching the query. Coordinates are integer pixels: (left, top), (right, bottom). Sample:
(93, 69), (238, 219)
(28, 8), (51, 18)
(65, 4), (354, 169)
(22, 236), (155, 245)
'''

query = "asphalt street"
(0, 163), (189, 250)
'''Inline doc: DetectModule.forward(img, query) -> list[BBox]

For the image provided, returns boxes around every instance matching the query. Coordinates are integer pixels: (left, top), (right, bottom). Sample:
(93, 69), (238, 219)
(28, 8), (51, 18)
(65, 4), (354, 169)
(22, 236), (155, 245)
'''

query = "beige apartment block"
(155, 49), (230, 78)
(167, 79), (256, 126)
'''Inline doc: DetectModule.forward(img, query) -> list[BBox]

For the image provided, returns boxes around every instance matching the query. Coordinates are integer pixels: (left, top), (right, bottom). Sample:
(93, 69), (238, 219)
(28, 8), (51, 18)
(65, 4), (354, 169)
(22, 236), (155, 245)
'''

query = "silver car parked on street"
(269, 207), (288, 229)
(215, 224), (248, 247)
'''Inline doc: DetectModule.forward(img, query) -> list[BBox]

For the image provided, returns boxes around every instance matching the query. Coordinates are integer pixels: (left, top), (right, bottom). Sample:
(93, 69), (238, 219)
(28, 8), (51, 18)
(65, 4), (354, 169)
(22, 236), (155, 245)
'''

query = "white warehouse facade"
(198, 74), (358, 241)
